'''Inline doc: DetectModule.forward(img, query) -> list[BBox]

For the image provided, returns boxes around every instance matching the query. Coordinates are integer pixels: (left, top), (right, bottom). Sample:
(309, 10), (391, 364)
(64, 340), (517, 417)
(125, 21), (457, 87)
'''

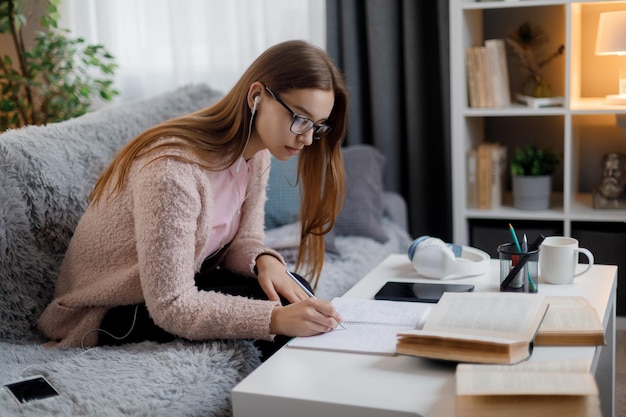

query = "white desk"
(232, 254), (617, 417)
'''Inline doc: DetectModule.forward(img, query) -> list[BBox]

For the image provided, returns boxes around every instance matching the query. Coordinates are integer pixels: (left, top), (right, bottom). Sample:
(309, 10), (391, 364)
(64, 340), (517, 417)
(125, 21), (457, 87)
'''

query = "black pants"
(98, 267), (313, 361)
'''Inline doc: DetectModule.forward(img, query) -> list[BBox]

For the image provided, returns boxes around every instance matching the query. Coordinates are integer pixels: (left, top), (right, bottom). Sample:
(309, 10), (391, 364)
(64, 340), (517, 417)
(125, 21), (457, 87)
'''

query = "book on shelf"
(396, 292), (548, 364)
(535, 296), (606, 346)
(466, 46), (488, 108)
(466, 147), (478, 209)
(465, 48), (480, 108)
(287, 297), (432, 355)
(516, 94), (564, 109)
(484, 39), (511, 108)
(476, 143), (493, 209)
(465, 39), (511, 109)
(477, 47), (494, 108)
(455, 359), (601, 417)
(490, 144), (507, 210)
(472, 143), (506, 210)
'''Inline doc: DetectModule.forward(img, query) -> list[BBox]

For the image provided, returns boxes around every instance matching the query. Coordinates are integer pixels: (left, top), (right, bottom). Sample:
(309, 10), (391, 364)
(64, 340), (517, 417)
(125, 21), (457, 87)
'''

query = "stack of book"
(466, 39), (511, 108)
(455, 359), (601, 417)
(466, 143), (507, 210)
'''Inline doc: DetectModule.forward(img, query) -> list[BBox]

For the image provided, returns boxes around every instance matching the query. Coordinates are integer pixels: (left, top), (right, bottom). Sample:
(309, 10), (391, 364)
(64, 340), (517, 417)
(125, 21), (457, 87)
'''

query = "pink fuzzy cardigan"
(38, 144), (284, 347)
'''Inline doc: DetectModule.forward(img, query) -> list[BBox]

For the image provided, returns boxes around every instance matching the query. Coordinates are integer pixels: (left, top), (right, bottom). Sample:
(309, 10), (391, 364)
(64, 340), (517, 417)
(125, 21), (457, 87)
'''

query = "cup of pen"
(497, 243), (539, 293)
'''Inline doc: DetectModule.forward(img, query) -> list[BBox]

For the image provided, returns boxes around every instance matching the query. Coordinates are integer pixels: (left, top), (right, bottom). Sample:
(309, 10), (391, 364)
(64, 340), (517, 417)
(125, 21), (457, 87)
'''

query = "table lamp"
(595, 10), (626, 105)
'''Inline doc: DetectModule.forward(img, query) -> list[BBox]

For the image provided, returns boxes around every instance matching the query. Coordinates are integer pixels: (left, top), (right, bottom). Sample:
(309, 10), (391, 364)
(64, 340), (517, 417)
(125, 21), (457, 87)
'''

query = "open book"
(534, 296), (605, 346)
(288, 297), (432, 355)
(455, 359), (601, 417)
(396, 292), (549, 364)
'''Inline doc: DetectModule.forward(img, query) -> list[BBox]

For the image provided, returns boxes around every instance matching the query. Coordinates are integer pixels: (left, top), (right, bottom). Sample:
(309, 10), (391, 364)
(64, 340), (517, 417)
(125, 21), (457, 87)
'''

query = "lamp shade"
(596, 11), (626, 55)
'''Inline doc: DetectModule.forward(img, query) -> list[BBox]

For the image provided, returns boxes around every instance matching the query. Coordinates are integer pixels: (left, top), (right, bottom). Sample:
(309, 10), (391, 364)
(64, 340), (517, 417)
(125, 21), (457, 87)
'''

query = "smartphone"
(3, 375), (59, 404)
(374, 281), (474, 303)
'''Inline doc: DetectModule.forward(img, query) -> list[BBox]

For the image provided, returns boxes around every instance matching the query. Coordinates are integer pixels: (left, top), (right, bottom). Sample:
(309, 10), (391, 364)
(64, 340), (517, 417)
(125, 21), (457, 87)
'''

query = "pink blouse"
(202, 156), (249, 259)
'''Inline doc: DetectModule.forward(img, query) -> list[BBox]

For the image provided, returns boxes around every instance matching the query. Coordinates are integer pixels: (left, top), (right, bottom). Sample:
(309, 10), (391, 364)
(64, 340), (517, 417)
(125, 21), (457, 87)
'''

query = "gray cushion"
(264, 156), (339, 255)
(334, 145), (388, 243)
(265, 156), (300, 229)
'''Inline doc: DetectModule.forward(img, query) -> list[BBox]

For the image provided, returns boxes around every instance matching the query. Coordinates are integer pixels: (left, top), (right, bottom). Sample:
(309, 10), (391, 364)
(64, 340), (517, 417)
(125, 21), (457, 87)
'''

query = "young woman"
(38, 40), (348, 358)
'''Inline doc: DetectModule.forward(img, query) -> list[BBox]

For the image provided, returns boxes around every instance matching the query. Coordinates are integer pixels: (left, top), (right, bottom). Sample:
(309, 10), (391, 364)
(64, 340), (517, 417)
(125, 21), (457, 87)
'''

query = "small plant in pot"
(0, 0), (118, 132)
(510, 143), (560, 210)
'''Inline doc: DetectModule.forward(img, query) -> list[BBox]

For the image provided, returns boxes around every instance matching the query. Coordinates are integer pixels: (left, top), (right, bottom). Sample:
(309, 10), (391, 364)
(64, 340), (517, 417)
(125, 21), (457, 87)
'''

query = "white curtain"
(60, 0), (326, 101)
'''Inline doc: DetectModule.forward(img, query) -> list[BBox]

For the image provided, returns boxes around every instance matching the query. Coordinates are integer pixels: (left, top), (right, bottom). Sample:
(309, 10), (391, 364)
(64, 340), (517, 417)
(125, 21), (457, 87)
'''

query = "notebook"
(287, 297), (432, 355)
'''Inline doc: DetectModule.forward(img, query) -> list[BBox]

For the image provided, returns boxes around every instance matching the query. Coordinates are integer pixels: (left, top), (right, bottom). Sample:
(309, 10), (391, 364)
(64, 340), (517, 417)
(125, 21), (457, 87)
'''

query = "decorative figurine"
(593, 152), (626, 209)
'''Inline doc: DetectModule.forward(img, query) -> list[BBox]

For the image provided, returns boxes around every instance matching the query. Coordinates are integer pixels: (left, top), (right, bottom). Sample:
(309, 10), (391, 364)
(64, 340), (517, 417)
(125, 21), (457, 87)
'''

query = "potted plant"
(0, 0), (118, 132)
(510, 143), (560, 210)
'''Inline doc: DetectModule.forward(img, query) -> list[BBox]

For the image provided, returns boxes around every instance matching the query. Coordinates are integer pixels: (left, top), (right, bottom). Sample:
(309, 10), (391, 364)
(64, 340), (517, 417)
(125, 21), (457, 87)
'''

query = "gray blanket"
(0, 340), (260, 417)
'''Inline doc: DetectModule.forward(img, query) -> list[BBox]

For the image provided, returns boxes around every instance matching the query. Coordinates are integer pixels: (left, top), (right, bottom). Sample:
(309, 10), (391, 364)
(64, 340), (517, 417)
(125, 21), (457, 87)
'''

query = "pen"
(285, 270), (346, 329)
(508, 223), (524, 288)
(522, 233), (537, 292)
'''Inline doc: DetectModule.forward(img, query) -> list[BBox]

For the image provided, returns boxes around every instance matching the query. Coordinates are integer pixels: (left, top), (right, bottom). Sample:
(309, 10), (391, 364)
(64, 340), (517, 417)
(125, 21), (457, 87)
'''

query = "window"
(60, 0), (326, 101)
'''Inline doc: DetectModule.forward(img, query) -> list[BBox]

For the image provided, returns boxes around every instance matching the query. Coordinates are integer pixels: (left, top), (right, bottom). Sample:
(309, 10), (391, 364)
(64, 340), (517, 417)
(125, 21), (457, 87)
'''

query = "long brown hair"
(90, 40), (348, 287)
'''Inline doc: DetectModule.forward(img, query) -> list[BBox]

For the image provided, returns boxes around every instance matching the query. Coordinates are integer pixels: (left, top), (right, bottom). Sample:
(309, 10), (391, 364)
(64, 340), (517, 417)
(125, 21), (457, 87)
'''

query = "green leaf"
(78, 85), (90, 97)
(0, 98), (15, 112)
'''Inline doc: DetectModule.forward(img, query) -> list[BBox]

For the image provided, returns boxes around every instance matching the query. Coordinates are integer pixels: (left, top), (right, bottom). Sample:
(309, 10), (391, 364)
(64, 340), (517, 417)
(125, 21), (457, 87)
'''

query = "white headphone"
(407, 235), (490, 280)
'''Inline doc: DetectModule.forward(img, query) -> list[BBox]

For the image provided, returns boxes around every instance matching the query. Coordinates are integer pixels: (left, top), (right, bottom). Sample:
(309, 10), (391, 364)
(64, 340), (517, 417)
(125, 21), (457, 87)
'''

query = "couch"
(0, 84), (412, 416)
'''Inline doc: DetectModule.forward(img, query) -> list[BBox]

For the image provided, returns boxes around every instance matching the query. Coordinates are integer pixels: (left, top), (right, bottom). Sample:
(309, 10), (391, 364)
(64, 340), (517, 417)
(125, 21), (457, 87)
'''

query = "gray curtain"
(326, 0), (451, 241)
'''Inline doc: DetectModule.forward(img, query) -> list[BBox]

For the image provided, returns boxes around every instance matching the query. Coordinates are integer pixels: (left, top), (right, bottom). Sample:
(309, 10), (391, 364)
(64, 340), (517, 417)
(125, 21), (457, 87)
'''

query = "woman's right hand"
(269, 298), (343, 336)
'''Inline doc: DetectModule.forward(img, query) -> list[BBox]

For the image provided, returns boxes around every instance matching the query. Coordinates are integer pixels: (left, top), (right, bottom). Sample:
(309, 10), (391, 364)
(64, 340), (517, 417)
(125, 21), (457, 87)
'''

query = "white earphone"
(240, 95), (260, 173)
(252, 95), (259, 114)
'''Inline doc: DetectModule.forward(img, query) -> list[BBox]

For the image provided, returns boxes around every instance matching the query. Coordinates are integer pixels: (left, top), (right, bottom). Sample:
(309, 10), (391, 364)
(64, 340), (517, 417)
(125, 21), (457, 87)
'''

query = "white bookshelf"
(450, 0), (626, 245)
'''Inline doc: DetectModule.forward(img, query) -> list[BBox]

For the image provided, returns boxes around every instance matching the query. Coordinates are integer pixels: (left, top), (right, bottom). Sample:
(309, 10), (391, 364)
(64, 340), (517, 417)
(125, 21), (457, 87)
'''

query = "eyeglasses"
(263, 85), (331, 140)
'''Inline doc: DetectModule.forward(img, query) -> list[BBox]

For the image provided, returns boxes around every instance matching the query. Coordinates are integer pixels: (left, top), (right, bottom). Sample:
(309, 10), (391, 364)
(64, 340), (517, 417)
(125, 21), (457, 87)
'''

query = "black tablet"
(374, 281), (475, 303)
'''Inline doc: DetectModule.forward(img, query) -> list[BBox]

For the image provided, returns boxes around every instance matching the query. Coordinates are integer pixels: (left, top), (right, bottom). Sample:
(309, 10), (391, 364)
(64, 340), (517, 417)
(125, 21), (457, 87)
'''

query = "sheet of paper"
(331, 297), (432, 328)
(288, 298), (432, 355)
(288, 325), (411, 355)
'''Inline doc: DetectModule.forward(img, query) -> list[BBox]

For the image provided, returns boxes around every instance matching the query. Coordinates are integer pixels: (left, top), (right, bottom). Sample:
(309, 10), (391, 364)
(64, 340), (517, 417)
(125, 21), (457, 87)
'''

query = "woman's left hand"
(255, 254), (310, 303)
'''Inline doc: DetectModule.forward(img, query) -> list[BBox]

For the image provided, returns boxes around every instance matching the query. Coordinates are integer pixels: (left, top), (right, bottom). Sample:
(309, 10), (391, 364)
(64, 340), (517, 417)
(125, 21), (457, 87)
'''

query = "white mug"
(539, 237), (594, 285)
